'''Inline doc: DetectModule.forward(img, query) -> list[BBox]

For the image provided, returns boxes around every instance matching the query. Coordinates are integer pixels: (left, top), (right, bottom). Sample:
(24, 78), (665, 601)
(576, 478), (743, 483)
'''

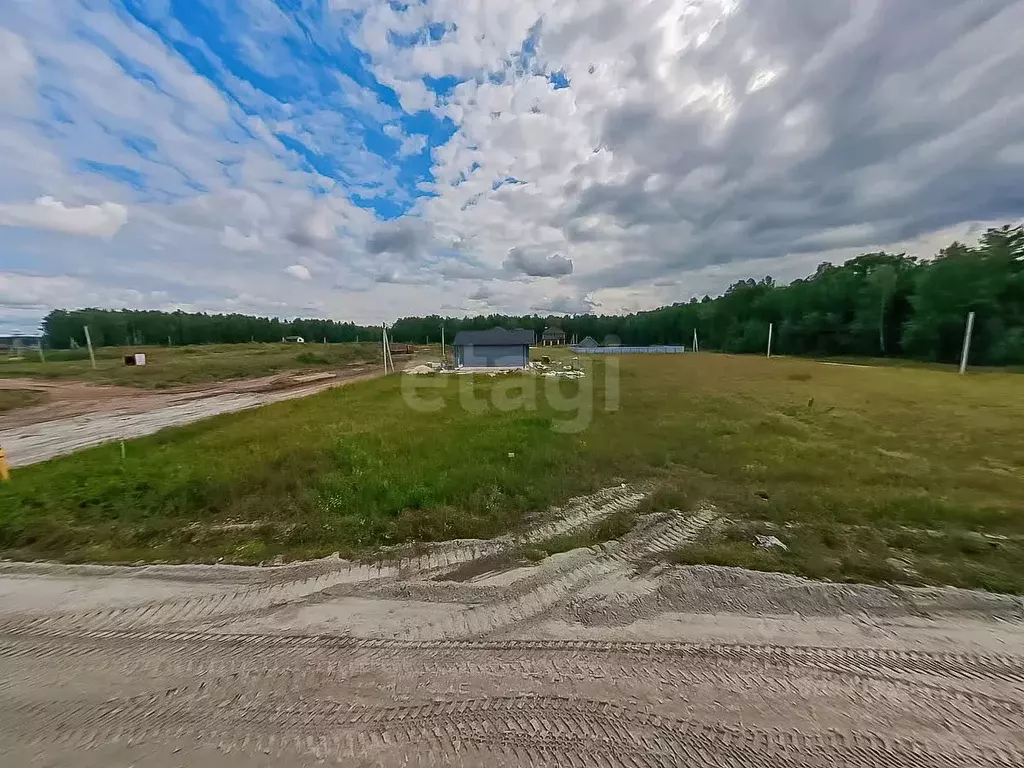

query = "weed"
(0, 389), (45, 414)
(1, 352), (1022, 594)
(296, 352), (331, 365)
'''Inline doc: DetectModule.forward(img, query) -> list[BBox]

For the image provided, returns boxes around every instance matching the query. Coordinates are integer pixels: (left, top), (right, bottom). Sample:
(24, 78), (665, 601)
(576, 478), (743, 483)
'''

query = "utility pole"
(441, 326), (445, 364)
(37, 343), (45, 363)
(692, 328), (699, 353)
(84, 326), (97, 369)
(959, 311), (976, 375)
(767, 323), (774, 358)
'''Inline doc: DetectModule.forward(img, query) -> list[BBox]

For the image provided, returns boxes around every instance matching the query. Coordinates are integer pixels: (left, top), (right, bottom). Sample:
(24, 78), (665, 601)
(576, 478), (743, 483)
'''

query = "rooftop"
(451, 327), (536, 346)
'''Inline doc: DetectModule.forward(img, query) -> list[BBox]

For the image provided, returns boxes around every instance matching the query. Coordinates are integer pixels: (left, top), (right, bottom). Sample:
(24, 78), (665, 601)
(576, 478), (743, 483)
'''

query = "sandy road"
(0, 365), (380, 467)
(2, 486), (1023, 767)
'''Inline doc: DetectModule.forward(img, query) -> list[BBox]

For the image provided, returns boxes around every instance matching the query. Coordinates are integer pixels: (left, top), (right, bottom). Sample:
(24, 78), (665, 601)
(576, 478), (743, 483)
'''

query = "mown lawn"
(0, 342), (383, 389)
(1, 353), (1022, 591)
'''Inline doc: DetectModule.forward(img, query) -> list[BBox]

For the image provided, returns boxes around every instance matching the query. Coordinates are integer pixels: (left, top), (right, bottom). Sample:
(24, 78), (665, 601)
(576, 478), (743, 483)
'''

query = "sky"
(2, 0), (1024, 333)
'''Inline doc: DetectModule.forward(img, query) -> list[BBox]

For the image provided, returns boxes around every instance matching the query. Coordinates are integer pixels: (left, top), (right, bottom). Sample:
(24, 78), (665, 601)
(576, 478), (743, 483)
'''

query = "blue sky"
(2, 0), (1024, 333)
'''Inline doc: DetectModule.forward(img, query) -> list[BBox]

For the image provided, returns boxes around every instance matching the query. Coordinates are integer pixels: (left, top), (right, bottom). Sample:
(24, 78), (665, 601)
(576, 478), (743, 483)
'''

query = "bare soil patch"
(0, 491), (1021, 767)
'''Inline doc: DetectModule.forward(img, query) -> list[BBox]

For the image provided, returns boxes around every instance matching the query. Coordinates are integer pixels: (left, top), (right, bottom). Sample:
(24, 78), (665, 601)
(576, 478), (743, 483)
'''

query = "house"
(540, 326), (566, 346)
(451, 327), (535, 369)
(282, 335), (306, 343)
(576, 336), (600, 348)
(602, 334), (622, 347)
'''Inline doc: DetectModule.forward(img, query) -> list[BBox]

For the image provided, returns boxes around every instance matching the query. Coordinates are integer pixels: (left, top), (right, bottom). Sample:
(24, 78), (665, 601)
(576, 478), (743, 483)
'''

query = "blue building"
(451, 327), (534, 369)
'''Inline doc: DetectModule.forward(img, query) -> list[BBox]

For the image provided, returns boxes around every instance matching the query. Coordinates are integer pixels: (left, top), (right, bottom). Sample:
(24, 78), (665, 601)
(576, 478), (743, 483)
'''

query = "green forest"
(41, 309), (376, 349)
(391, 223), (1024, 366)
(40, 223), (1024, 366)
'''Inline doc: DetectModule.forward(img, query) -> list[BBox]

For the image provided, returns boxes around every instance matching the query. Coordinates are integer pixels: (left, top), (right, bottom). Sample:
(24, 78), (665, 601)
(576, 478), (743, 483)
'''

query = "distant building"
(451, 327), (535, 369)
(602, 334), (622, 347)
(540, 326), (566, 346)
(576, 336), (600, 348)
(282, 335), (306, 343)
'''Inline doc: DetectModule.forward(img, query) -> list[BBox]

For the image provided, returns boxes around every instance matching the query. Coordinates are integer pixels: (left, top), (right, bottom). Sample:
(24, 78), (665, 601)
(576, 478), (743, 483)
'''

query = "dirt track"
(2, 486), (1023, 766)
(0, 365), (379, 467)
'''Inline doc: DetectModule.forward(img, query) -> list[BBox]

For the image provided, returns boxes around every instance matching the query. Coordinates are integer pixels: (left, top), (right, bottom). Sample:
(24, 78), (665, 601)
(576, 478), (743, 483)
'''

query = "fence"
(570, 345), (687, 354)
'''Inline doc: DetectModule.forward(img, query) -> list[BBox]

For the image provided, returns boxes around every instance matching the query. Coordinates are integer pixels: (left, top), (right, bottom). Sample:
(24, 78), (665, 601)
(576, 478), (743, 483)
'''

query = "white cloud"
(503, 246), (573, 278)
(0, 27), (36, 110)
(0, 197), (128, 239)
(398, 133), (427, 157)
(3, 0), (1024, 333)
(284, 264), (312, 280)
(530, 292), (596, 315)
(221, 226), (263, 252)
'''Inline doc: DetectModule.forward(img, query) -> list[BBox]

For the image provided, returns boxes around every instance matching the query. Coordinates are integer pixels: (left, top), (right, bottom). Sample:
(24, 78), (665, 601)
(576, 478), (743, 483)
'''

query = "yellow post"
(0, 446), (9, 482)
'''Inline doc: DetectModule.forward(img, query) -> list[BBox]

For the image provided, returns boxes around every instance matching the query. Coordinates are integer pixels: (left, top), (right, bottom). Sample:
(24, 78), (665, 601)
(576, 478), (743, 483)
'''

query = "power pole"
(767, 323), (774, 358)
(84, 326), (97, 369)
(959, 311), (976, 375)
(692, 328), (699, 353)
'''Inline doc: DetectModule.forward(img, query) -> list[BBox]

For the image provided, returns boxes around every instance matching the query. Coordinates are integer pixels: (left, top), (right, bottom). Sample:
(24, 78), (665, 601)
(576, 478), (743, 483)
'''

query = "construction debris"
(404, 364), (437, 375)
(528, 360), (587, 378)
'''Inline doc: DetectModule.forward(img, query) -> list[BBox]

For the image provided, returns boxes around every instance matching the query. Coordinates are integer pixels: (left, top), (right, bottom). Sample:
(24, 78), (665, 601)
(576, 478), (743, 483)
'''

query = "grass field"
(0, 342), (383, 389)
(0, 353), (1022, 591)
(0, 389), (45, 414)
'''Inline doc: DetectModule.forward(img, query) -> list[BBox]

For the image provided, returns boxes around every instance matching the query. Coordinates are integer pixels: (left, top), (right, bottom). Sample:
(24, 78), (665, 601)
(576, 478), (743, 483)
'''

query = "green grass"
(0, 342), (383, 389)
(524, 509), (638, 561)
(0, 389), (45, 414)
(1, 353), (1023, 591)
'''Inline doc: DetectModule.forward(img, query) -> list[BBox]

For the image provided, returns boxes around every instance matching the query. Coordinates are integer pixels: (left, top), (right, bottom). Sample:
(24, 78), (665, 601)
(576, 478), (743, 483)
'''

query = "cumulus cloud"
(530, 292), (596, 315)
(503, 247), (574, 278)
(286, 206), (339, 251)
(468, 284), (493, 301)
(0, 197), (127, 239)
(5, 0), (1024, 333)
(365, 220), (431, 259)
(284, 264), (312, 281)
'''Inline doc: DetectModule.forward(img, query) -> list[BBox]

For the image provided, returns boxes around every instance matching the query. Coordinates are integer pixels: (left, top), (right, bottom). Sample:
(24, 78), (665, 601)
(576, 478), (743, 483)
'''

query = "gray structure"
(576, 336), (600, 348)
(540, 326), (565, 346)
(451, 327), (534, 368)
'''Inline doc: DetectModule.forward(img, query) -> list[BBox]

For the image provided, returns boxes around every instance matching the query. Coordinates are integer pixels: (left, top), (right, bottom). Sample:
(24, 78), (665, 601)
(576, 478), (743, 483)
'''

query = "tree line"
(41, 309), (377, 348)
(40, 223), (1023, 366)
(390, 224), (1024, 366)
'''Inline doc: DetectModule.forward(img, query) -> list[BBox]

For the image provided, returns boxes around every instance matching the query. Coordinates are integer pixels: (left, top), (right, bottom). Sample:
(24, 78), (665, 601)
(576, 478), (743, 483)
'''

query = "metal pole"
(441, 326), (445, 364)
(959, 311), (976, 375)
(767, 323), (773, 358)
(382, 326), (388, 372)
(84, 326), (97, 369)
(692, 328), (698, 353)
(37, 344), (45, 363)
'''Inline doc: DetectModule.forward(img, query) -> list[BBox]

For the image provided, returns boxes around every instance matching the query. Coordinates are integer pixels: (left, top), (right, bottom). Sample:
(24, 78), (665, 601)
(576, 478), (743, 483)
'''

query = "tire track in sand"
(4, 694), (1020, 767)
(0, 485), (651, 636)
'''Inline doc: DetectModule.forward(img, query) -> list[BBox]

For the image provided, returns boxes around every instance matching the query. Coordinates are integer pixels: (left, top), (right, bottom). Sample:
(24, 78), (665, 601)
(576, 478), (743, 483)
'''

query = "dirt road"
(2, 486), (1022, 766)
(0, 365), (379, 467)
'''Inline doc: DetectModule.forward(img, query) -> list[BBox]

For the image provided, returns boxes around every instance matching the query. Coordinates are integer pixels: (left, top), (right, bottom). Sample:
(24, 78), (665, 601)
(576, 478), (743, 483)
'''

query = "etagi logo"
(400, 358), (620, 433)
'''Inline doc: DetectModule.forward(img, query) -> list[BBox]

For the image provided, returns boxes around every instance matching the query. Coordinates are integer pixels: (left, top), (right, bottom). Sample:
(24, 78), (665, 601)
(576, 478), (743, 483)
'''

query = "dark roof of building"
(451, 327), (535, 346)
(541, 326), (565, 338)
(576, 336), (601, 347)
